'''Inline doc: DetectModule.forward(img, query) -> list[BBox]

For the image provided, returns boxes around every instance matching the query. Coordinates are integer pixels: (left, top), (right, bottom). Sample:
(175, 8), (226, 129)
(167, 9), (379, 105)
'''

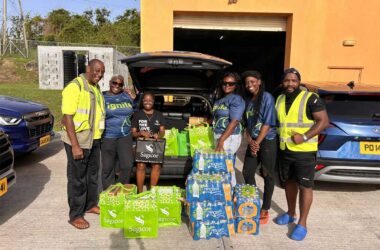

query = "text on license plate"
(40, 135), (51, 147)
(0, 178), (7, 197)
(360, 141), (380, 155)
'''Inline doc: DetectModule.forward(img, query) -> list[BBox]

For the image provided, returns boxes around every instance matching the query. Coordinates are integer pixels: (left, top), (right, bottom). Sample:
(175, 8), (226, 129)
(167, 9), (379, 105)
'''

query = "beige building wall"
(141, 0), (380, 84)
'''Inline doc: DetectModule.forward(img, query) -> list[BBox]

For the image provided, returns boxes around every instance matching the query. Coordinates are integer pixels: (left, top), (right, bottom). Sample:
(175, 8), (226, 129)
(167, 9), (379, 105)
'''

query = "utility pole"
(1, 0), (7, 54)
(17, 0), (28, 57)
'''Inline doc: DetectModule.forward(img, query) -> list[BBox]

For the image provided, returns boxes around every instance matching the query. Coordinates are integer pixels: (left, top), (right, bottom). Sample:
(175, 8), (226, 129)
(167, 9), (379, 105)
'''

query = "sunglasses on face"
(111, 81), (124, 87)
(222, 81), (237, 87)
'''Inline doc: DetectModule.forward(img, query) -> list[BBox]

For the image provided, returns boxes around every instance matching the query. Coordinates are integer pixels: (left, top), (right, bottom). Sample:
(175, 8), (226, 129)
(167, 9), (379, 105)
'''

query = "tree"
(9, 15), (24, 39)
(82, 10), (94, 24)
(25, 15), (45, 40)
(6, 7), (141, 46)
(95, 8), (110, 28)
(114, 9), (140, 46)
(57, 15), (95, 43)
(45, 9), (71, 41)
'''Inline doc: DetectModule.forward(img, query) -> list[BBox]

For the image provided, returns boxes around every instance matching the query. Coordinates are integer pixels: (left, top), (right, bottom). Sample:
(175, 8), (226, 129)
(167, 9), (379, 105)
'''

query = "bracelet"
(302, 134), (308, 142)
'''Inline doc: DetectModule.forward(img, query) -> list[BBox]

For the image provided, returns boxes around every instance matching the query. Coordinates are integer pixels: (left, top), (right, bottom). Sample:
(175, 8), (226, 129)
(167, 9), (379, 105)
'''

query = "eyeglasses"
(222, 81), (237, 87)
(111, 81), (124, 87)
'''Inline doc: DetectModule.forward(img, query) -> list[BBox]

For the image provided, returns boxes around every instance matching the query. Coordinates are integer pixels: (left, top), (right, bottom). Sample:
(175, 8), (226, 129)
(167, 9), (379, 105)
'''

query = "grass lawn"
(0, 56), (62, 131)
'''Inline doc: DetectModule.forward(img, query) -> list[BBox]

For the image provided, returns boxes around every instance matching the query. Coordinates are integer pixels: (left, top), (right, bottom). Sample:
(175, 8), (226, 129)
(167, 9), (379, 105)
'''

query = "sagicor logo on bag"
(135, 215), (145, 225)
(160, 207), (170, 216)
(108, 210), (117, 218)
(145, 144), (154, 153)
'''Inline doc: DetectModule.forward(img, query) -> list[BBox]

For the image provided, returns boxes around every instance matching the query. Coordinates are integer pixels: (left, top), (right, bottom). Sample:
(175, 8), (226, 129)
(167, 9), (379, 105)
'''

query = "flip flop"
(68, 217), (90, 230)
(86, 206), (100, 215)
(275, 213), (296, 225)
(290, 224), (308, 241)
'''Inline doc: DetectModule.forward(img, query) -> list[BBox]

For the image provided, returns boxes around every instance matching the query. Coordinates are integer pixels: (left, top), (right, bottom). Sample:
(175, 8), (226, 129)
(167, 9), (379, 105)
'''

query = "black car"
(122, 51), (232, 178)
(0, 131), (16, 197)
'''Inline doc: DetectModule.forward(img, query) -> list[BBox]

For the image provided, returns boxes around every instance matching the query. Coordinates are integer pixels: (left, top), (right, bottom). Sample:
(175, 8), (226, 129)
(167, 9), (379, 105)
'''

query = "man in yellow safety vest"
(61, 59), (105, 230)
(275, 68), (329, 241)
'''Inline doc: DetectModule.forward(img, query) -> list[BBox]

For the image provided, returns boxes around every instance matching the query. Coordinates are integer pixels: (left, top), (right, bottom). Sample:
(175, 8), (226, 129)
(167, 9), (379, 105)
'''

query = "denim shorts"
(214, 133), (242, 155)
(214, 133), (242, 187)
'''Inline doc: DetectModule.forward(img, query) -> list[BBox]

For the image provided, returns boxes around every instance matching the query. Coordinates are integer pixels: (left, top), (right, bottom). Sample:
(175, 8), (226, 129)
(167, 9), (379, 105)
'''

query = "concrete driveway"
(0, 138), (379, 249)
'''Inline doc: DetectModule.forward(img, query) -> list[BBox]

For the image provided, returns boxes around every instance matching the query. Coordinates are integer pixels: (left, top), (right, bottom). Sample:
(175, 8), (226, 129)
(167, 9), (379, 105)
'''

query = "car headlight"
(0, 115), (22, 125)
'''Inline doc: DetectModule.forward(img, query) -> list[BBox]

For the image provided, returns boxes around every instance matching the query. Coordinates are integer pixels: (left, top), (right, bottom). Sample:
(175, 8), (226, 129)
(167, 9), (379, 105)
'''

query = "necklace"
(144, 111), (154, 121)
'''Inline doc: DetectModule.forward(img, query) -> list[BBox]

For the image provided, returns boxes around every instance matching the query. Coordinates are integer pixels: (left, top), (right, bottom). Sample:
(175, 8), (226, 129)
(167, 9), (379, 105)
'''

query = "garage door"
(174, 13), (287, 32)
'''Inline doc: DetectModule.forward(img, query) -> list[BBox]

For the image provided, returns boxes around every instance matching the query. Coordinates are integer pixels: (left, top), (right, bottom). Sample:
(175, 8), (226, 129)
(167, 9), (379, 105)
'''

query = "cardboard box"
(189, 117), (208, 125)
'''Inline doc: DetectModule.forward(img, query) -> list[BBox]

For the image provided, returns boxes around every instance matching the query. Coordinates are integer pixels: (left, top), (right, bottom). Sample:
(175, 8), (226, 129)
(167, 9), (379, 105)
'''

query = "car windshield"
(321, 94), (380, 120)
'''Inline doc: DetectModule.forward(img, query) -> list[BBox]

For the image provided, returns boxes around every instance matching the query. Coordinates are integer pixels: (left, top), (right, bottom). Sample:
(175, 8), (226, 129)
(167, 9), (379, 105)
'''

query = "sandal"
(86, 206), (100, 215)
(259, 210), (269, 225)
(68, 217), (90, 229)
(275, 213), (296, 225)
(290, 224), (308, 241)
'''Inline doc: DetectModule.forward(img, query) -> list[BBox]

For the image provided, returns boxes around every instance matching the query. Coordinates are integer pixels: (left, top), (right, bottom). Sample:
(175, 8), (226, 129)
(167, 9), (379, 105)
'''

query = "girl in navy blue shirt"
(101, 75), (136, 190)
(212, 72), (245, 186)
(242, 70), (277, 225)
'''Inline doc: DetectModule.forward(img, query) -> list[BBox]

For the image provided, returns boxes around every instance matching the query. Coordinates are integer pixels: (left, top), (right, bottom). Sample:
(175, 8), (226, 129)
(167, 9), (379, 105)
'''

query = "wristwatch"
(302, 134), (308, 142)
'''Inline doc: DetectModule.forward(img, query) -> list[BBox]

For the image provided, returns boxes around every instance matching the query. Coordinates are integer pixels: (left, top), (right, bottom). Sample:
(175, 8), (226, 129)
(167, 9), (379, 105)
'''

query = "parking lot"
(0, 137), (379, 249)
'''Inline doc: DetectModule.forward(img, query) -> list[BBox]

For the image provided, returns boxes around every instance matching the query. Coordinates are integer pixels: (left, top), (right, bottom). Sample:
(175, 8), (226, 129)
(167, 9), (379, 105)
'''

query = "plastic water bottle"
(196, 202), (203, 220)
(200, 222), (207, 239)
(192, 180), (200, 198)
(208, 153), (215, 173)
(241, 220), (253, 233)
(198, 153), (205, 172)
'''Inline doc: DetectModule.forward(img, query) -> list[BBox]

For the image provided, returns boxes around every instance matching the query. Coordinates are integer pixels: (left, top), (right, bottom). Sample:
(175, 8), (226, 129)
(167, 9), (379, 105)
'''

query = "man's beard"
(285, 86), (300, 98)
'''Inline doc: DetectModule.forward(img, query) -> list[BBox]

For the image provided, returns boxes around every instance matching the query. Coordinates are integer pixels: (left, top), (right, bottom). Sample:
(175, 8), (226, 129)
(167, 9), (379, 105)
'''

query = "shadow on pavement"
(0, 140), (61, 225)
(0, 162), (51, 225)
(14, 140), (63, 167)
(109, 229), (148, 249)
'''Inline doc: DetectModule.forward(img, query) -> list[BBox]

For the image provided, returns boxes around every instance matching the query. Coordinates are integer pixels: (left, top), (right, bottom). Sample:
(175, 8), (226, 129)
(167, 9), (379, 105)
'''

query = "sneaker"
(290, 224), (308, 241)
(275, 213), (296, 225)
(260, 210), (269, 224)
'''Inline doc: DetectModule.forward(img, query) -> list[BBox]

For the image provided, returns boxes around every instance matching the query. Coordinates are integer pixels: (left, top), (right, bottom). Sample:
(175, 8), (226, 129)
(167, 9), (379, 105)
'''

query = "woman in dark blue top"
(242, 70), (277, 225)
(101, 75), (136, 190)
(212, 72), (245, 186)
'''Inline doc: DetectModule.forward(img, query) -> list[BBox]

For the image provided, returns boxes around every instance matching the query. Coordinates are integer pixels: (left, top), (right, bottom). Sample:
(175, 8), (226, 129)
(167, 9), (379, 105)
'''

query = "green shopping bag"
(188, 123), (214, 156)
(177, 130), (190, 156)
(99, 183), (137, 228)
(164, 128), (179, 156)
(151, 186), (182, 227)
(124, 191), (158, 238)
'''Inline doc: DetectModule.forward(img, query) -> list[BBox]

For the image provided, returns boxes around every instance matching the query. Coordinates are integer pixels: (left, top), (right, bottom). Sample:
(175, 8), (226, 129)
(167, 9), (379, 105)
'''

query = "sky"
(5, 0), (140, 20)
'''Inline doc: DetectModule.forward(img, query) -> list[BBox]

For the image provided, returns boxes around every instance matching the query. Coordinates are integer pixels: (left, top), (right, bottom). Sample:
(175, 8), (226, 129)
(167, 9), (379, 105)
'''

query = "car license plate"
(360, 141), (380, 155)
(0, 178), (7, 197)
(40, 135), (51, 147)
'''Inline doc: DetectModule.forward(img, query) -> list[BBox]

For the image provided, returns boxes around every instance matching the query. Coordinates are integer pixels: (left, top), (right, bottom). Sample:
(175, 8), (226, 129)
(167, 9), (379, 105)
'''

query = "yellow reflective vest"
(276, 90), (318, 152)
(61, 75), (104, 148)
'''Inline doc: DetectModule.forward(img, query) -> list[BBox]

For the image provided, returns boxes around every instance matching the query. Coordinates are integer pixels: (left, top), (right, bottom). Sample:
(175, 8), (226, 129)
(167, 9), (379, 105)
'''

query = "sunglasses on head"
(222, 81), (237, 87)
(111, 81), (124, 87)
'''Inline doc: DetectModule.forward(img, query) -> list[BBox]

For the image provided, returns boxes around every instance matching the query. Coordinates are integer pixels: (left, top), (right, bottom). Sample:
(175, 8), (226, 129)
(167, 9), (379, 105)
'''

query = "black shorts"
(279, 151), (316, 188)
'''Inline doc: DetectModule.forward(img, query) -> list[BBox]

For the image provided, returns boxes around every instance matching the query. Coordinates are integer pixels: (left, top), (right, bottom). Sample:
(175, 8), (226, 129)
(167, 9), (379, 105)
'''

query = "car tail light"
(318, 123), (336, 145)
(318, 134), (326, 145)
(315, 164), (326, 171)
